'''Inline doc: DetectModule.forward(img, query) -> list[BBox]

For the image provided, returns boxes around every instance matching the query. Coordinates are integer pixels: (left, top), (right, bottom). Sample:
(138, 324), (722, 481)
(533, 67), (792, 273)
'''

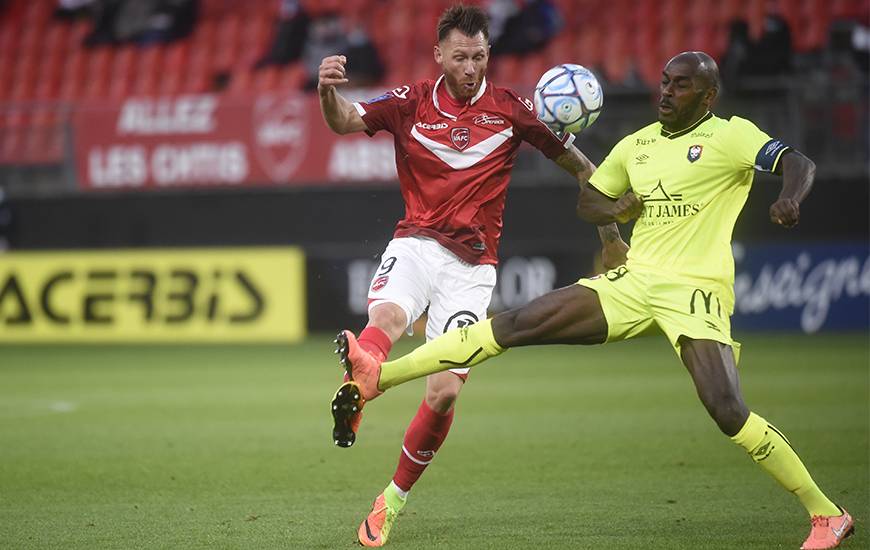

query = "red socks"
(392, 399), (455, 491)
(358, 326), (393, 362)
(358, 327), (454, 493)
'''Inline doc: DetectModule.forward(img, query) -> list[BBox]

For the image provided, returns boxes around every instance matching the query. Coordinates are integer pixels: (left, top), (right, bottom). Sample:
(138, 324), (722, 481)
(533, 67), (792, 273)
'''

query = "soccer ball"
(533, 64), (603, 134)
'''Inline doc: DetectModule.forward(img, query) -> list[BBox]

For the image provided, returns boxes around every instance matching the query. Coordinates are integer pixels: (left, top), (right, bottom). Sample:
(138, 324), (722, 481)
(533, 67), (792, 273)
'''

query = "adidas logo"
(635, 154), (649, 164)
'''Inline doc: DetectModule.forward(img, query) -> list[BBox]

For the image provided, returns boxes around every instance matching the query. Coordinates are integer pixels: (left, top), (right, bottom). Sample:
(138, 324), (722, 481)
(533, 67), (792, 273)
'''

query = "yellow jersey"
(589, 112), (790, 298)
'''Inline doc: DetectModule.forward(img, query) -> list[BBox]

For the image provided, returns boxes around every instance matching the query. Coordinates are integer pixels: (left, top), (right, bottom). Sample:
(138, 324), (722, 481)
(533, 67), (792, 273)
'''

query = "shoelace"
(810, 516), (830, 529)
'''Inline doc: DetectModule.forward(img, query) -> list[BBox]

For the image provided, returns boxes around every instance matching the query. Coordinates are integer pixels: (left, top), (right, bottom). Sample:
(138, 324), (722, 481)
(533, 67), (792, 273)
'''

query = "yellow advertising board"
(0, 247), (306, 343)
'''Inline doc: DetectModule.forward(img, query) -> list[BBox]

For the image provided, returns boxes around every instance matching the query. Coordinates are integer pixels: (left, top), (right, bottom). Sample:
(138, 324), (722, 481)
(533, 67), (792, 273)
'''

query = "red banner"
(73, 93), (398, 190)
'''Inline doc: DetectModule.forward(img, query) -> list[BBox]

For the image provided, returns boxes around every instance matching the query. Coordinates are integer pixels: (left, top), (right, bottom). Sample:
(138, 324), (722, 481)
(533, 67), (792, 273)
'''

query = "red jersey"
(353, 75), (574, 265)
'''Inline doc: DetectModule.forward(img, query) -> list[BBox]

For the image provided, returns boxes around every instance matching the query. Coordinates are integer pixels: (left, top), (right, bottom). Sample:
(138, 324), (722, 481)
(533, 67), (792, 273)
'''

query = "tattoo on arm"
(555, 144), (596, 184)
(597, 223), (622, 243)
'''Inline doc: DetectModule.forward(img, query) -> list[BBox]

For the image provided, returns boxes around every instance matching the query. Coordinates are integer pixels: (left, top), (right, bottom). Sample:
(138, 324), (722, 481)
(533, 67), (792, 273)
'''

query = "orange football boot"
(801, 507), (854, 549)
(330, 331), (383, 447)
(358, 492), (403, 547)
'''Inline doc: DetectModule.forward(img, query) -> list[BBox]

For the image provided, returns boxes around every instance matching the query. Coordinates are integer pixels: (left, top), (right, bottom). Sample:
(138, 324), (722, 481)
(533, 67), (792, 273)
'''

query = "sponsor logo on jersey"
(473, 113), (506, 126)
(450, 127), (471, 151)
(642, 180), (683, 202)
(690, 131), (713, 138)
(371, 275), (389, 292)
(636, 137), (657, 145)
(639, 180), (703, 224)
(415, 121), (449, 131)
(635, 153), (649, 164)
(687, 144), (703, 162)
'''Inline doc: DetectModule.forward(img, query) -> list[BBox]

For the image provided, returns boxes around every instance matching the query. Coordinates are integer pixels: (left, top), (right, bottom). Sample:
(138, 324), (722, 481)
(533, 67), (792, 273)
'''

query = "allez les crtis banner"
(0, 247), (306, 342)
(73, 93), (398, 190)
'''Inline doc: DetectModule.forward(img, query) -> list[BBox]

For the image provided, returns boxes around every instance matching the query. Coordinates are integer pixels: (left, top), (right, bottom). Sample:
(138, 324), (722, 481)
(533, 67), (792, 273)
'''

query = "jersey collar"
(432, 75), (488, 120)
(659, 111), (713, 139)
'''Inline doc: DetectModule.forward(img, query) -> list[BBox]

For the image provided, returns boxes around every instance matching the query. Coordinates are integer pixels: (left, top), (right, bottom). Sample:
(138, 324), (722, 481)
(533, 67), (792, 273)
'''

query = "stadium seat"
(278, 63), (307, 90)
(574, 27), (604, 70)
(55, 49), (87, 101)
(226, 68), (254, 96)
(34, 55), (63, 100)
(0, 109), (27, 164)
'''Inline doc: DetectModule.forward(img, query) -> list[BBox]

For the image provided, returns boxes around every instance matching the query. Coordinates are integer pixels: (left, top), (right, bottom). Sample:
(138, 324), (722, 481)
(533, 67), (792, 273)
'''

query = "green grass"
(0, 334), (867, 549)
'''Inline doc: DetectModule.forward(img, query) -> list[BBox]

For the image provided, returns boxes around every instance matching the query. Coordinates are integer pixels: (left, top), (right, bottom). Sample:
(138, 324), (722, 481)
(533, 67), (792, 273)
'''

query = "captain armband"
(754, 139), (791, 172)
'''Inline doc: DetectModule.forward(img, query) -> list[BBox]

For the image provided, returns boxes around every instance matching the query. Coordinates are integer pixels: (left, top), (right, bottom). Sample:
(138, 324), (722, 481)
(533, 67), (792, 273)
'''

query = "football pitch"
(1, 334), (867, 549)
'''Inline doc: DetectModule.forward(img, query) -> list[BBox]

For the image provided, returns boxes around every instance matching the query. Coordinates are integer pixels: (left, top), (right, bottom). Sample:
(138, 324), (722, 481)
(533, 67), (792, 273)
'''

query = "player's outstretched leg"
(680, 338), (854, 549)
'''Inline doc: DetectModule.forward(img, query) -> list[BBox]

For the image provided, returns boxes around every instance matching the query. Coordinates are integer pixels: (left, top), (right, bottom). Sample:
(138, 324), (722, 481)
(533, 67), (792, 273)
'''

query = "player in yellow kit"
(332, 52), (855, 549)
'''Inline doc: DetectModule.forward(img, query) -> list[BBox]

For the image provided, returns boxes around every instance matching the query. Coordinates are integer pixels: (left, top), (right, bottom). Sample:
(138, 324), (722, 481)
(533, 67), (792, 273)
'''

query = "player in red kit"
(318, 5), (627, 547)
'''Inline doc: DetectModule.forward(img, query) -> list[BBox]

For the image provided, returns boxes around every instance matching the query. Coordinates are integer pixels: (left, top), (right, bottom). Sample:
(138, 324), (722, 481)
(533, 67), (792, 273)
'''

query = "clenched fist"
(769, 198), (800, 228)
(318, 55), (349, 95)
(612, 192), (644, 224)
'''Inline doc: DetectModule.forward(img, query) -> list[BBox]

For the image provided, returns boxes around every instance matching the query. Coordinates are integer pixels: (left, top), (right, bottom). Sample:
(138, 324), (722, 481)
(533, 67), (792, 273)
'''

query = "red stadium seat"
(0, 109), (27, 164)
(0, 24), (17, 62)
(253, 65), (281, 92)
(34, 54), (63, 100)
(574, 27), (604, 69)
(226, 68), (254, 96)
(192, 18), (217, 51)
(86, 47), (113, 84)
(278, 63), (307, 90)
(9, 56), (38, 101)
(185, 70), (211, 94)
(107, 76), (132, 101)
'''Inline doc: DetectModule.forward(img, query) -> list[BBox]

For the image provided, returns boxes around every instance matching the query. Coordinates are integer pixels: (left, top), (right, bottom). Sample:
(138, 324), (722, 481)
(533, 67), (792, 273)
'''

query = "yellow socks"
(379, 319), (505, 389)
(731, 412), (840, 517)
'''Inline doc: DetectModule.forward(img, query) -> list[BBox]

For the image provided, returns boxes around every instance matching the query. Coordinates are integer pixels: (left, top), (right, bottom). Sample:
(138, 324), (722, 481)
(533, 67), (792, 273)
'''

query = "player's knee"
(368, 303), (407, 334)
(495, 308), (544, 346)
(707, 398), (749, 436)
(425, 385), (460, 414)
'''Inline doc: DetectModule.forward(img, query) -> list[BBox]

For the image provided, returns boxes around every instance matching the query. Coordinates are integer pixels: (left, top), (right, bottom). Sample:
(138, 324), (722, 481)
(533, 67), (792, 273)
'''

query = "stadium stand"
(0, 0), (866, 166)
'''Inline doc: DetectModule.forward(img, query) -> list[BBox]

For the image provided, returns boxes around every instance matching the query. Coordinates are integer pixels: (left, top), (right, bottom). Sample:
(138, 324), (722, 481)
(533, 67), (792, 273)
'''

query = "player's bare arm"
(770, 149), (815, 228)
(576, 182), (644, 225)
(317, 55), (368, 135)
(554, 144), (596, 184)
(555, 146), (629, 268)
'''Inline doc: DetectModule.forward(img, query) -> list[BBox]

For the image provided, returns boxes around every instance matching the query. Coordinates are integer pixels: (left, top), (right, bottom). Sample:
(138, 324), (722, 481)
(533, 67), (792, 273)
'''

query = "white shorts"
(367, 236), (497, 375)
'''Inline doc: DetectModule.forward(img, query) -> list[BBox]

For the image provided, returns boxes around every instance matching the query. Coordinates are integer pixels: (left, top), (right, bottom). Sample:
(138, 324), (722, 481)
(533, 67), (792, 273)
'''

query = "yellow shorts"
(577, 265), (741, 363)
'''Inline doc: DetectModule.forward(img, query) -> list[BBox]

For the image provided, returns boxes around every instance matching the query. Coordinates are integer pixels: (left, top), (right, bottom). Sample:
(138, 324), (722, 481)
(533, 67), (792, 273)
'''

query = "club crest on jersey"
(687, 144), (703, 163)
(450, 127), (471, 150)
(371, 275), (389, 292)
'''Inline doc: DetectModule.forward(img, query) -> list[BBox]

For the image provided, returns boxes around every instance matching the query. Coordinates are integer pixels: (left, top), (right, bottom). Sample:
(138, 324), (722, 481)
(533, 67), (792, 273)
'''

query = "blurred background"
(0, 2), (867, 548)
(0, 0), (867, 339)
